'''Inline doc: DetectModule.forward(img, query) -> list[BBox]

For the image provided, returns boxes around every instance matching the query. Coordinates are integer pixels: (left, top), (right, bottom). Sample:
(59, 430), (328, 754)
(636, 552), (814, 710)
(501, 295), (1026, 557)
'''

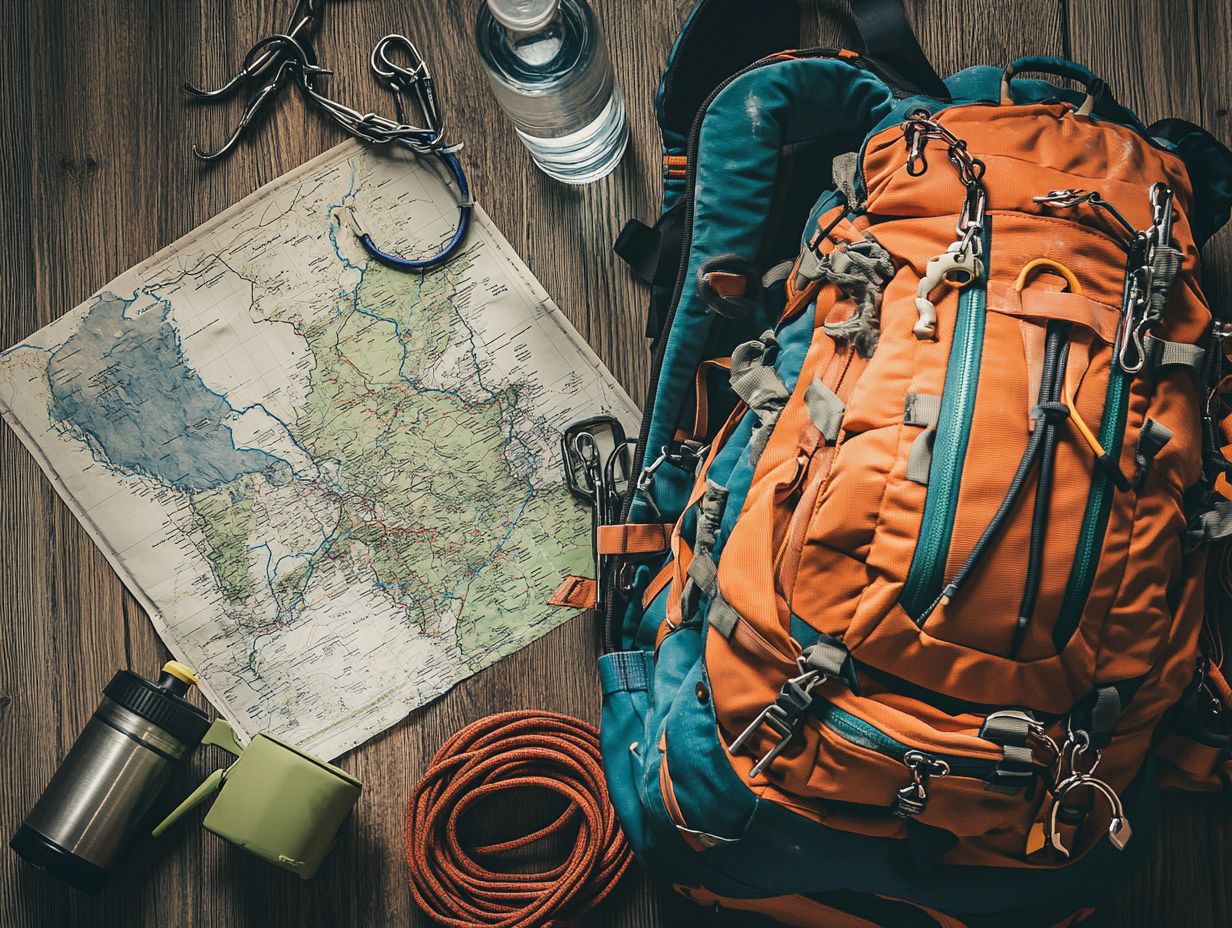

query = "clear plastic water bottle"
(475, 0), (629, 184)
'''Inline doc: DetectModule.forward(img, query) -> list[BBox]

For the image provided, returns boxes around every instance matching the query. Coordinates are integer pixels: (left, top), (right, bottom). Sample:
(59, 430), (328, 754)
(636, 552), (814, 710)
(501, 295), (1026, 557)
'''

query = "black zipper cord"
(1011, 322), (1074, 657)
(926, 323), (1070, 619)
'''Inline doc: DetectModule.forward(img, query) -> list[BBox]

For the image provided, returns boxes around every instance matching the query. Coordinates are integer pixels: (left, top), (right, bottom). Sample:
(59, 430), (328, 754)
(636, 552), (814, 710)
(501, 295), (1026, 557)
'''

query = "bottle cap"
(486, 0), (560, 33)
(105, 668), (211, 746)
(162, 660), (199, 686)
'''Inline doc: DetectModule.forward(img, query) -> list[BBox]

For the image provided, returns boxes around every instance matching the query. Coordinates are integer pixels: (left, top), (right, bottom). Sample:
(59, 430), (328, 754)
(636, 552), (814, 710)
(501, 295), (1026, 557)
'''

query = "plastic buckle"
(728, 668), (824, 778)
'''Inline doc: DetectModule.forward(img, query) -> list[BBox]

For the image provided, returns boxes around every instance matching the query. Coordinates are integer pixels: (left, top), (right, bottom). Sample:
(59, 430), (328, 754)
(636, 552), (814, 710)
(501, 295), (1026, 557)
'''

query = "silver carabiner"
(1046, 773), (1132, 857)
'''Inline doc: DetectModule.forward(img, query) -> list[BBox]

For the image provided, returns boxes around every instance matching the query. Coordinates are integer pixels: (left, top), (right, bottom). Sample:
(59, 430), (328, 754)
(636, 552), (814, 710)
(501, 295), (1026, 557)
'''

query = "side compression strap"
(849, 0), (950, 100)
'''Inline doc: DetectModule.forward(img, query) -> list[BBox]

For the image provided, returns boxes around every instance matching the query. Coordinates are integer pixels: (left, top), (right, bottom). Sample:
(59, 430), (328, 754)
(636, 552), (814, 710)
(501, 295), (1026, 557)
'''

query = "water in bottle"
(476, 0), (628, 184)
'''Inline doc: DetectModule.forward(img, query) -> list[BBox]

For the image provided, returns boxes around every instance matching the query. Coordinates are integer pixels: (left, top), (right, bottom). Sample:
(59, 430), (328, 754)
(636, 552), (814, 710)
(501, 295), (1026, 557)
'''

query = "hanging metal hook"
(184, 4), (471, 269)
(184, 0), (323, 100)
(190, 36), (329, 162)
(191, 56), (298, 162)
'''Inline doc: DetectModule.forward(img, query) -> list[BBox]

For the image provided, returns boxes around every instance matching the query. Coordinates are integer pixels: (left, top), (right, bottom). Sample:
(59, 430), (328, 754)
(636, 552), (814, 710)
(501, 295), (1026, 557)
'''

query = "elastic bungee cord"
(405, 711), (632, 928)
(185, 0), (472, 270)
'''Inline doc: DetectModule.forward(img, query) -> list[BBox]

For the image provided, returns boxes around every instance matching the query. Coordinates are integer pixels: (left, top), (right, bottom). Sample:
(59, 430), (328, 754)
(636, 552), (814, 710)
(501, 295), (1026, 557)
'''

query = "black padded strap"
(1149, 118), (1232, 250)
(849, 0), (950, 100)
(659, 0), (800, 138)
(614, 220), (661, 285)
(614, 202), (687, 341)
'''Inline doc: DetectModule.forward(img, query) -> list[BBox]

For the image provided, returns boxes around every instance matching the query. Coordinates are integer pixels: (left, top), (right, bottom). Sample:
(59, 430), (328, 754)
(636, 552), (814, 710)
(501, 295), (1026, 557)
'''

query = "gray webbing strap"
(686, 549), (718, 597)
(1134, 417), (1173, 488)
(978, 712), (1039, 793)
(1145, 335), (1204, 372)
(804, 378), (845, 444)
(761, 260), (794, 289)
(1148, 245), (1183, 320)
(708, 589), (741, 638)
(680, 482), (728, 618)
(801, 639), (849, 677)
(1186, 499), (1232, 551)
(730, 331), (789, 466)
(1089, 685), (1122, 748)
(903, 392), (942, 485)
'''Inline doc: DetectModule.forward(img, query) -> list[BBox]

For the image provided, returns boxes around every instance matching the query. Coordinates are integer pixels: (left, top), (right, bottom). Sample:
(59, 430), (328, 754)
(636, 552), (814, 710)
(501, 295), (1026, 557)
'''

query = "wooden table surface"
(1, 1), (1229, 926)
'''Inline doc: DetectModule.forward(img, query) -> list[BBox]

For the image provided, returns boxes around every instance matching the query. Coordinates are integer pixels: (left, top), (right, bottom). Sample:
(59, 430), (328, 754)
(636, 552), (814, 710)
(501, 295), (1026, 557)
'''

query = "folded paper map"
(0, 141), (638, 759)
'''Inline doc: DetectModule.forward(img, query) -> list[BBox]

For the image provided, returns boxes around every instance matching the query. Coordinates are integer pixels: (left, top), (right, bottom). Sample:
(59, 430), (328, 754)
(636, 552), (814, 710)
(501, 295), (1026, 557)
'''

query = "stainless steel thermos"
(10, 661), (210, 893)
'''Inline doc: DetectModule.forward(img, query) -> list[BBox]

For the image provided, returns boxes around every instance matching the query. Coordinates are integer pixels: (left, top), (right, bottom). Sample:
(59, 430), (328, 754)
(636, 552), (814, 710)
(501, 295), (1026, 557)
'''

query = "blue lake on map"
(47, 292), (286, 493)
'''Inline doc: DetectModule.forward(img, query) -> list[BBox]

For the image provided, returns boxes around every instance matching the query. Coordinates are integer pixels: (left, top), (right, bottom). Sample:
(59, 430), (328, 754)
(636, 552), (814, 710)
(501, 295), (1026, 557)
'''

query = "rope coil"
(406, 711), (632, 928)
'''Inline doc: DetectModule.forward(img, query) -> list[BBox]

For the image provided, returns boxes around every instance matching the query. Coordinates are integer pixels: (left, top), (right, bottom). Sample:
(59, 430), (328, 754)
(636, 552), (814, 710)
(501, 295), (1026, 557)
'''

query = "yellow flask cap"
(162, 661), (200, 686)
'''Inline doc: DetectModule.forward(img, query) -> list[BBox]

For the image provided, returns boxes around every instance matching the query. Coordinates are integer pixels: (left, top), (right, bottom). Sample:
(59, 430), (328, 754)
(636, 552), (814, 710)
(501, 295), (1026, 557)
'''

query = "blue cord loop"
(186, 0), (471, 270)
(345, 146), (472, 272)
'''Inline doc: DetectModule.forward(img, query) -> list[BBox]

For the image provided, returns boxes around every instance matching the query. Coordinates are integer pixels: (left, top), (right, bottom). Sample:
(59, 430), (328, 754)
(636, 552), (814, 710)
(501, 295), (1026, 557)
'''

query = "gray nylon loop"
(1134, 417), (1173, 488)
(904, 392), (942, 427)
(1090, 686), (1123, 747)
(1148, 245), (1183, 319)
(685, 550), (718, 597)
(804, 378), (845, 444)
(980, 714), (1031, 746)
(761, 260), (794, 289)
(904, 392), (942, 485)
(1002, 744), (1034, 768)
(831, 152), (860, 207)
(730, 332), (789, 466)
(817, 235), (895, 358)
(707, 590), (741, 638)
(1186, 499), (1232, 551)
(801, 639), (848, 677)
(1145, 335), (1204, 371)
(680, 482), (728, 618)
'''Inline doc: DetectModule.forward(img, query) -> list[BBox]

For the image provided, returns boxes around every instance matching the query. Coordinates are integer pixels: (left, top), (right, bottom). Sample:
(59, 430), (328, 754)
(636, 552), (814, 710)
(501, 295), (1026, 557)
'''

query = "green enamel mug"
(152, 720), (361, 879)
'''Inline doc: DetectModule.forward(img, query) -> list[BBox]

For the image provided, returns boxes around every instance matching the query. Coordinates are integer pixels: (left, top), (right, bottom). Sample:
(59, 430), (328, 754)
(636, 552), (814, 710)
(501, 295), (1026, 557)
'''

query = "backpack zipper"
(623, 47), (843, 523)
(900, 223), (991, 620)
(819, 701), (999, 817)
(610, 47), (851, 647)
(813, 698), (996, 779)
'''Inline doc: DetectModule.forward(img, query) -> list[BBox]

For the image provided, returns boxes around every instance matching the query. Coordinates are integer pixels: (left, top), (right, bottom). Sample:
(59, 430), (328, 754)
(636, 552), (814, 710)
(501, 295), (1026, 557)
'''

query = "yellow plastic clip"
(1015, 258), (1130, 491)
(1014, 257), (1083, 294)
(162, 660), (200, 686)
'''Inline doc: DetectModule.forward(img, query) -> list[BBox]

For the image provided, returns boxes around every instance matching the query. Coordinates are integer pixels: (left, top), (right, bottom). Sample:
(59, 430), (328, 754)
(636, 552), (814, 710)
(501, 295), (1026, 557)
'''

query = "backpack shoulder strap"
(656, 0), (800, 140)
(849, 0), (949, 99)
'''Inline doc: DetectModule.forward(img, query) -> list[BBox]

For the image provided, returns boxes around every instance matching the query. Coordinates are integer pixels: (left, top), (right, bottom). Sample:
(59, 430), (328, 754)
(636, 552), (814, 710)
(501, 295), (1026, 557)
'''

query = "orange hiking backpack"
(595, 1), (1232, 925)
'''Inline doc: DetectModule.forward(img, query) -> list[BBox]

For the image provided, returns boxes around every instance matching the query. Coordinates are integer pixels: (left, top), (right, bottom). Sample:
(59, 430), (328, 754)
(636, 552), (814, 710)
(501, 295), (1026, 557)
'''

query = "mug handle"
(149, 720), (245, 838)
(151, 768), (225, 837)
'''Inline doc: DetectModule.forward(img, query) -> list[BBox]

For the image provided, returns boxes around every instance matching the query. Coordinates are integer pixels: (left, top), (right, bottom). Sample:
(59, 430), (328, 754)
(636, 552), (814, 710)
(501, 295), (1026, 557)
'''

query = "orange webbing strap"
(548, 575), (596, 609)
(596, 522), (673, 556)
(406, 711), (633, 928)
(676, 357), (732, 443)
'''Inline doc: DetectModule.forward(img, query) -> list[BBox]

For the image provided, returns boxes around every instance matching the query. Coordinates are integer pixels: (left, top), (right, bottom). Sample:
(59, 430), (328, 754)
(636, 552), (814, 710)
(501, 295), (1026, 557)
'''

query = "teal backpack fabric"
(601, 2), (1232, 925)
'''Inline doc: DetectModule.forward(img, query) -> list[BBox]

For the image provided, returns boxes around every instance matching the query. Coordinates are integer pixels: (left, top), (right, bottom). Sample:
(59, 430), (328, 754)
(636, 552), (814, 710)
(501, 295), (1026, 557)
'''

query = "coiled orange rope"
(406, 711), (633, 928)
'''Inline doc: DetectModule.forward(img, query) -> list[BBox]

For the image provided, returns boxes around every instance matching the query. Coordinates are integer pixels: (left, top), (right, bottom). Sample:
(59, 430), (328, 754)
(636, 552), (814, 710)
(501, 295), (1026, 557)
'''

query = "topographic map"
(0, 141), (638, 758)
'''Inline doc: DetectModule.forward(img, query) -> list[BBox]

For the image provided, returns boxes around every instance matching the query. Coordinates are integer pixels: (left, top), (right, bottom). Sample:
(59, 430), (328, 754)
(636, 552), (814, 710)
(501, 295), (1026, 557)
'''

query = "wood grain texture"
(0, 2), (1228, 926)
